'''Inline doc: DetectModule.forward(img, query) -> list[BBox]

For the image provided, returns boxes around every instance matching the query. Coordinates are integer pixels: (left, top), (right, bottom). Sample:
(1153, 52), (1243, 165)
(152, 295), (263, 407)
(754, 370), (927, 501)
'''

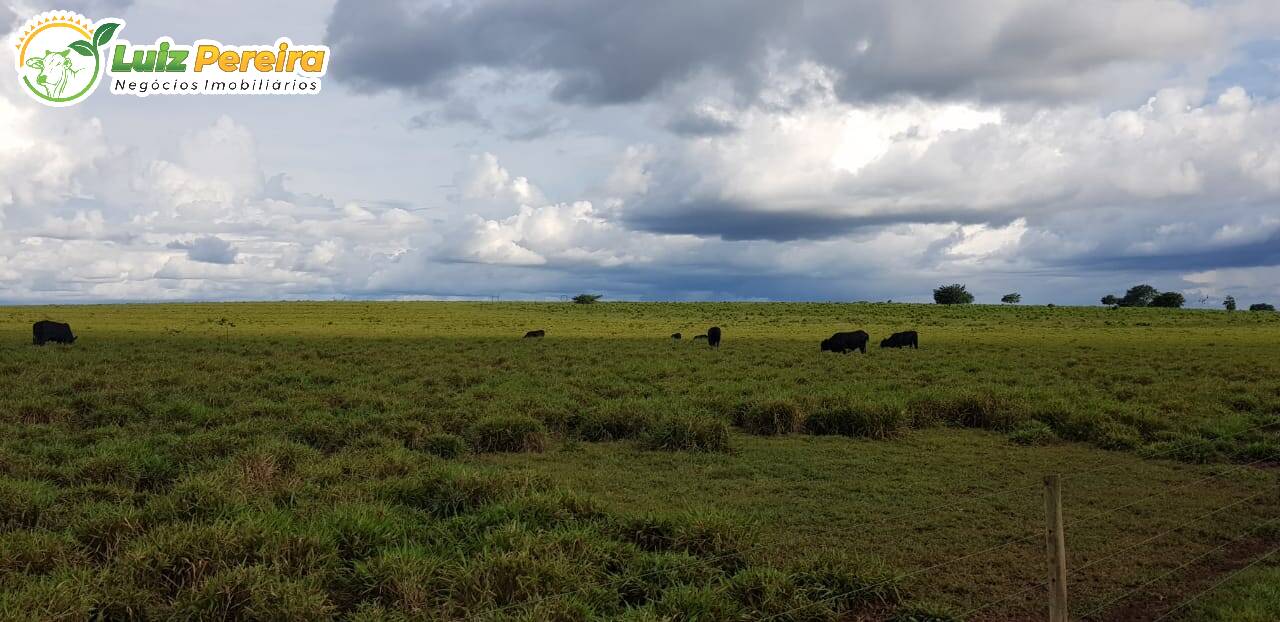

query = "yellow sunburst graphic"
(12, 11), (95, 61)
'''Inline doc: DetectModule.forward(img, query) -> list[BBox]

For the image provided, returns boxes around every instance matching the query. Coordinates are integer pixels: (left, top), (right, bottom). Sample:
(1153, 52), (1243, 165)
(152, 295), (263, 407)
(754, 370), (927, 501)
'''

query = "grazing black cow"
(671, 332), (682, 340)
(693, 334), (708, 341)
(707, 326), (721, 347)
(820, 330), (868, 354)
(33, 320), (76, 345)
(880, 330), (919, 349)
(523, 329), (545, 339)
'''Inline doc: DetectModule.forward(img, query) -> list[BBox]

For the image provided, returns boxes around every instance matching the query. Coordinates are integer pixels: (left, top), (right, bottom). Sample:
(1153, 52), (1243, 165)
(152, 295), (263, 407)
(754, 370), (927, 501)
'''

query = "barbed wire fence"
(460, 421), (1279, 621)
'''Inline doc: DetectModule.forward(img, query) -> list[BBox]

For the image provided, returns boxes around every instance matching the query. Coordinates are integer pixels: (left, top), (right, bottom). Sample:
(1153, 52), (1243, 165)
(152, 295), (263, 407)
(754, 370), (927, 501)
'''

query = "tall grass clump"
(639, 414), (732, 453)
(909, 391), (1022, 430)
(468, 415), (548, 453)
(411, 432), (469, 459)
(734, 399), (805, 436)
(804, 399), (907, 439)
(575, 399), (659, 441)
(1008, 420), (1058, 446)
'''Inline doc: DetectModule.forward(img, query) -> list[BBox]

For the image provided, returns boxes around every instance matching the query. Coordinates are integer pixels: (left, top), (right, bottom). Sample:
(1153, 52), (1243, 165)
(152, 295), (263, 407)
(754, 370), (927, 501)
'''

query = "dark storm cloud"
(167, 236), (239, 264)
(1066, 231), (1280, 273)
(624, 196), (989, 242)
(325, 0), (1219, 106)
(325, 0), (792, 105)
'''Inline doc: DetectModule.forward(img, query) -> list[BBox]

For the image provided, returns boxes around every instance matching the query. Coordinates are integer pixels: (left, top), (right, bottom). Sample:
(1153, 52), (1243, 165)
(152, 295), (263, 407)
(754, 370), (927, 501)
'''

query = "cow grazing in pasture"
(33, 321), (76, 345)
(821, 330), (868, 354)
(671, 332), (682, 340)
(26, 49), (82, 98)
(880, 331), (919, 349)
(707, 326), (721, 347)
(523, 329), (545, 339)
(693, 334), (708, 341)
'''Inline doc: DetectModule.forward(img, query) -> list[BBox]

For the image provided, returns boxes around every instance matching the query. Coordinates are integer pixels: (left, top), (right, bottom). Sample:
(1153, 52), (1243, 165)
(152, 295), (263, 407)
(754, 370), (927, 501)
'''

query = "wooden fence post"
(1045, 474), (1069, 622)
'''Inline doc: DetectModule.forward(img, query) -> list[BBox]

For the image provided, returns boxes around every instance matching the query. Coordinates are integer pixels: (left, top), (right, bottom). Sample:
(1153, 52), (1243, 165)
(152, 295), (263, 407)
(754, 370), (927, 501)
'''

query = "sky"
(2, 0), (1280, 305)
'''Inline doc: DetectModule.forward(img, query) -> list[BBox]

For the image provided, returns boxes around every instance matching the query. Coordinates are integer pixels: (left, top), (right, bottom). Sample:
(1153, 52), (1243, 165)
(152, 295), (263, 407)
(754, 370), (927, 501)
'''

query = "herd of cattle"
(523, 325), (918, 352)
(35, 320), (917, 352)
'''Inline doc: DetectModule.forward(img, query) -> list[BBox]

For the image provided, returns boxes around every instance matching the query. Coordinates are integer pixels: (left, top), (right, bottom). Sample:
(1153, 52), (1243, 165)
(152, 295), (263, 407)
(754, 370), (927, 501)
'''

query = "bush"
(1009, 420), (1058, 446)
(1118, 284), (1158, 307)
(639, 415), (732, 453)
(1149, 291), (1185, 308)
(932, 284), (974, 305)
(734, 399), (805, 436)
(805, 401), (906, 439)
(414, 433), (468, 459)
(1250, 303), (1275, 312)
(572, 294), (602, 304)
(1000, 293), (1021, 304)
(468, 415), (548, 453)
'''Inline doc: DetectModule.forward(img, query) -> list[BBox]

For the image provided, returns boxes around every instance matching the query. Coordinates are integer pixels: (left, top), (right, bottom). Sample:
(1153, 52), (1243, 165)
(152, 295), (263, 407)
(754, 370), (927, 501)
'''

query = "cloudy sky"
(3, 0), (1280, 305)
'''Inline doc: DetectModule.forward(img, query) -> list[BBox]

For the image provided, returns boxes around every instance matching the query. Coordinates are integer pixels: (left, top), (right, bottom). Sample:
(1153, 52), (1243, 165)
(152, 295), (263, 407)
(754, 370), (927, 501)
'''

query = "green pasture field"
(1, 302), (1278, 621)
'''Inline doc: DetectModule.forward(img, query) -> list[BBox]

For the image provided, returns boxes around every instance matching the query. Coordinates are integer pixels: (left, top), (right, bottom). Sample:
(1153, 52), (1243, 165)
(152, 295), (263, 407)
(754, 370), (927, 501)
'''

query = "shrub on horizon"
(932, 284), (974, 305)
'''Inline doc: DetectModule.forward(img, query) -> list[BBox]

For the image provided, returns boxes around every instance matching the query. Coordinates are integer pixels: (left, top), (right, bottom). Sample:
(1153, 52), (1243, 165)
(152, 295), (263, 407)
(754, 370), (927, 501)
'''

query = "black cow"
(707, 326), (721, 347)
(692, 334), (708, 341)
(821, 330), (868, 354)
(671, 332), (682, 340)
(523, 329), (545, 339)
(880, 330), (919, 349)
(33, 320), (76, 345)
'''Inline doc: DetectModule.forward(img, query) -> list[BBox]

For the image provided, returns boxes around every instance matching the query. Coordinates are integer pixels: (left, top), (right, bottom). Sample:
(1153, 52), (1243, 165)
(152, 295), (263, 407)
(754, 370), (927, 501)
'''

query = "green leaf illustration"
(92, 22), (120, 48)
(69, 40), (94, 56)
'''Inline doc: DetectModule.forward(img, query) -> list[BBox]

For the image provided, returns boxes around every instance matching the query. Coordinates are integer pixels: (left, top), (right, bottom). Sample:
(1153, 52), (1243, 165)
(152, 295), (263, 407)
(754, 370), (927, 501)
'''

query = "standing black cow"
(671, 332), (682, 340)
(523, 329), (545, 339)
(820, 330), (868, 354)
(707, 326), (721, 347)
(880, 330), (919, 349)
(33, 320), (76, 345)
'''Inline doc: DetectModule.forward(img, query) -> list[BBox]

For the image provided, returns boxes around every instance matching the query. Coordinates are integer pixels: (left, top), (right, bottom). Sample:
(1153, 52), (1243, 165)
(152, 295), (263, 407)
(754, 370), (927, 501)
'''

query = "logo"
(12, 11), (121, 107)
(12, 10), (330, 107)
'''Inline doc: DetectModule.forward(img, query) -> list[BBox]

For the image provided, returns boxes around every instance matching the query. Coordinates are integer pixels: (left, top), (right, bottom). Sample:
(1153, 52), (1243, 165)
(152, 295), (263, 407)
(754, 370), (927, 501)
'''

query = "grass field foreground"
(1, 302), (1278, 620)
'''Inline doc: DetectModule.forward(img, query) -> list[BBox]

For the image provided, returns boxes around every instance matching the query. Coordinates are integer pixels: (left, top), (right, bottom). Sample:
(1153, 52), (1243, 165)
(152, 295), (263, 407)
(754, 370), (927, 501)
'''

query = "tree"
(1223, 296), (1236, 312)
(1101, 295), (1120, 306)
(1149, 291), (1185, 308)
(1001, 293), (1021, 304)
(933, 284), (974, 305)
(1250, 303), (1276, 312)
(572, 294), (602, 304)
(1119, 284), (1158, 307)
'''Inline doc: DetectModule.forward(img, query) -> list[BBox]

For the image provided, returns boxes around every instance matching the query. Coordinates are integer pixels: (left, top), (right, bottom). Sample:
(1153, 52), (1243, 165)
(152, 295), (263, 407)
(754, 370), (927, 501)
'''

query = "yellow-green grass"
(1, 302), (1278, 620)
(1184, 562), (1280, 621)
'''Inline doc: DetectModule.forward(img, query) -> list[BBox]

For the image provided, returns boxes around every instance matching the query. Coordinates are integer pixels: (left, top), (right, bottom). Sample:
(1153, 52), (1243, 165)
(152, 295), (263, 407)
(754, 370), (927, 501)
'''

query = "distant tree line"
(915, 282), (1277, 310)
